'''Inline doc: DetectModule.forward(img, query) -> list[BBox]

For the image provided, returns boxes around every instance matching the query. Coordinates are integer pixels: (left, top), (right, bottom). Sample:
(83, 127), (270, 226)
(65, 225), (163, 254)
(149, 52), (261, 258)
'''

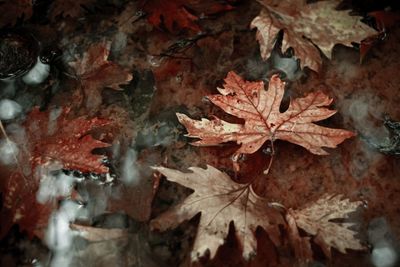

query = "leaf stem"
(263, 140), (275, 175)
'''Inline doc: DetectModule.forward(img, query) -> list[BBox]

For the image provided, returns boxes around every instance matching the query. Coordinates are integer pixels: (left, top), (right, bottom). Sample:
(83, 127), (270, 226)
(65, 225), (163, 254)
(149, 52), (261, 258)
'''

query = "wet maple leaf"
(177, 72), (354, 160)
(250, 0), (377, 72)
(286, 194), (365, 260)
(0, 107), (111, 239)
(49, 0), (95, 20)
(70, 42), (133, 111)
(26, 107), (111, 173)
(0, 0), (32, 27)
(151, 165), (283, 259)
(140, 0), (234, 33)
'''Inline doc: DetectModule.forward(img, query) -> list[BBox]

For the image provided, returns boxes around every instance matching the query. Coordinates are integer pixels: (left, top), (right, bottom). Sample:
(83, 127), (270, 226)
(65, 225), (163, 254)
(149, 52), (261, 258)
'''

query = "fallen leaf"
(70, 42), (133, 111)
(27, 107), (111, 173)
(0, 107), (111, 238)
(0, 0), (32, 27)
(140, 0), (234, 33)
(287, 194), (365, 258)
(151, 165), (283, 259)
(251, 0), (377, 71)
(49, 0), (95, 20)
(177, 72), (354, 160)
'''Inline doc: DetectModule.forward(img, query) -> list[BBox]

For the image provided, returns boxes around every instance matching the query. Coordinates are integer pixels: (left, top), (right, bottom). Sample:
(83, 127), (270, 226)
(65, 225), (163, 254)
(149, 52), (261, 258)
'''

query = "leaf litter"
(0, 1), (400, 267)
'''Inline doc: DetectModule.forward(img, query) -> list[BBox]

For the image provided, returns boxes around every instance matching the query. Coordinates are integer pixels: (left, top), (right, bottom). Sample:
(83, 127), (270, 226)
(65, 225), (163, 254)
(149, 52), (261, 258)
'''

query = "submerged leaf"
(287, 194), (365, 258)
(177, 72), (354, 159)
(251, 0), (377, 71)
(151, 165), (283, 259)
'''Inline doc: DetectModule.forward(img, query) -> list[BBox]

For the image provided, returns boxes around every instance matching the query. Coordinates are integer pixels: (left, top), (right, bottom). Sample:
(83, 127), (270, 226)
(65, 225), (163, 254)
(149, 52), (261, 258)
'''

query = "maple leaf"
(0, 107), (111, 238)
(140, 0), (233, 33)
(286, 194), (365, 259)
(177, 72), (354, 160)
(70, 42), (133, 111)
(49, 0), (95, 20)
(250, 0), (377, 72)
(151, 165), (283, 259)
(0, 0), (32, 27)
(26, 107), (111, 173)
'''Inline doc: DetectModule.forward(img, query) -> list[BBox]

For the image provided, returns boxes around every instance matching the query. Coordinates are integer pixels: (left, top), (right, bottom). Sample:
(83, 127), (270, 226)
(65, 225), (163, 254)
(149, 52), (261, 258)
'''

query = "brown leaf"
(288, 194), (365, 259)
(0, 0), (32, 27)
(177, 72), (354, 159)
(251, 0), (377, 72)
(151, 165), (283, 259)
(70, 42), (133, 111)
(49, 0), (95, 20)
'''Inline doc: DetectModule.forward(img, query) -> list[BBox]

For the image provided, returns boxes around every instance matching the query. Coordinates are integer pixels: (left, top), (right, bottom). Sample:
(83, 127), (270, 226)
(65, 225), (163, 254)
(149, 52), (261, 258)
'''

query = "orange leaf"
(177, 72), (354, 159)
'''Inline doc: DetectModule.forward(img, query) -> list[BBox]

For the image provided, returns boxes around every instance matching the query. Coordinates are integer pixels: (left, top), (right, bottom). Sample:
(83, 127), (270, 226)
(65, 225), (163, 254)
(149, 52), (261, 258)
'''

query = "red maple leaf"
(0, 107), (111, 239)
(140, 0), (234, 33)
(178, 72), (354, 158)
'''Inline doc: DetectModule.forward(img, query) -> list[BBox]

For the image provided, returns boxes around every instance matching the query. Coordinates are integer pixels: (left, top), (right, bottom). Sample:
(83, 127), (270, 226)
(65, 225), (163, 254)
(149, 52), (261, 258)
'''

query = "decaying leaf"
(151, 165), (283, 260)
(140, 0), (234, 33)
(49, 0), (95, 20)
(0, 0), (32, 27)
(287, 194), (365, 259)
(0, 107), (111, 238)
(177, 72), (354, 160)
(251, 0), (377, 71)
(70, 42), (133, 111)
